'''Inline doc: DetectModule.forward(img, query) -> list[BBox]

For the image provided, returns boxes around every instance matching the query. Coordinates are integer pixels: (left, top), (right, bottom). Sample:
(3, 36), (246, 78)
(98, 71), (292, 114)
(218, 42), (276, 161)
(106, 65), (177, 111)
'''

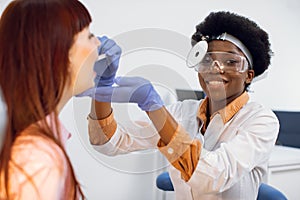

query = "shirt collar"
(45, 114), (71, 146)
(197, 92), (249, 124)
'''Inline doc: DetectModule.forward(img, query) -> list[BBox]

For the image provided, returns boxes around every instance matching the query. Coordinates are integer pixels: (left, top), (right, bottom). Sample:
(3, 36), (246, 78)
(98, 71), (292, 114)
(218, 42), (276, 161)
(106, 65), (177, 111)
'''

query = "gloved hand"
(78, 76), (164, 111)
(94, 36), (122, 86)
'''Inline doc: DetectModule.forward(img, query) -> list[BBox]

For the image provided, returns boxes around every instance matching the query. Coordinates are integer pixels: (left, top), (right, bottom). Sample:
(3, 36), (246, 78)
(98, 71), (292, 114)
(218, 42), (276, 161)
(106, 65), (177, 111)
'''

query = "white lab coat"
(93, 99), (279, 200)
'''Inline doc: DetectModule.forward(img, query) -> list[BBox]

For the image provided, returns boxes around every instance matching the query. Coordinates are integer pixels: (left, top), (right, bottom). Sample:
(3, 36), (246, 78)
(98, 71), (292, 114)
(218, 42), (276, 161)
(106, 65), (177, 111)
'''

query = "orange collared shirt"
(197, 92), (249, 133)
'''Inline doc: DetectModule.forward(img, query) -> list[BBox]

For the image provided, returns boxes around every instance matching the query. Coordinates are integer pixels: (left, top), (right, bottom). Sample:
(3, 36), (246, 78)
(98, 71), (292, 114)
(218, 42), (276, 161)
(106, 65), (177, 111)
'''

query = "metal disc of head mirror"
(186, 40), (208, 68)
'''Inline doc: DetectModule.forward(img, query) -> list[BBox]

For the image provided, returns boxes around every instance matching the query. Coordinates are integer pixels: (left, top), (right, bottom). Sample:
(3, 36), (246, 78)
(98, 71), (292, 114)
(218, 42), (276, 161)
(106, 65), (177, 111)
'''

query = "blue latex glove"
(94, 36), (122, 86)
(78, 76), (164, 111)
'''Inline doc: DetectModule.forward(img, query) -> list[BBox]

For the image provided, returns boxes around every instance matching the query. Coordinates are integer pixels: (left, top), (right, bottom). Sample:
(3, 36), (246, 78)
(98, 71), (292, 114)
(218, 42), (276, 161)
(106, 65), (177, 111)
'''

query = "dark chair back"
(274, 110), (300, 148)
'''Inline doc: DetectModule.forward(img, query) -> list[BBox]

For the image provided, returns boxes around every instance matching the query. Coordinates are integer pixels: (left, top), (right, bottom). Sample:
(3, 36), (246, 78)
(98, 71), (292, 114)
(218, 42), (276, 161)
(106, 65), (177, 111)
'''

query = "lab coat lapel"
(203, 114), (225, 150)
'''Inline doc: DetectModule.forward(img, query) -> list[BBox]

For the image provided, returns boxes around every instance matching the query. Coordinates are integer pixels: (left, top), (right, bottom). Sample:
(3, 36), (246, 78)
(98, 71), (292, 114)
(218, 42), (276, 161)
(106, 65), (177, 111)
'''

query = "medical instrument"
(186, 32), (253, 71)
(97, 54), (106, 61)
(94, 36), (121, 87)
(186, 40), (208, 68)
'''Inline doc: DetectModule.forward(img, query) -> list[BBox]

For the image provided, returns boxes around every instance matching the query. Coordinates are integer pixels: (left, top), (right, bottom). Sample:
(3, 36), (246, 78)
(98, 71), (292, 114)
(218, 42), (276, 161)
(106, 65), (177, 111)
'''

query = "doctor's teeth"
(209, 81), (223, 85)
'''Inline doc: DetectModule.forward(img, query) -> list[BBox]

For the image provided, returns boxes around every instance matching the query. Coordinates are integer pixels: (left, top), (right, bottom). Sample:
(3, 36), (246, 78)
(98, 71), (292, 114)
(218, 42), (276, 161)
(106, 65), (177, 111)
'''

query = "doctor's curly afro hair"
(192, 11), (272, 77)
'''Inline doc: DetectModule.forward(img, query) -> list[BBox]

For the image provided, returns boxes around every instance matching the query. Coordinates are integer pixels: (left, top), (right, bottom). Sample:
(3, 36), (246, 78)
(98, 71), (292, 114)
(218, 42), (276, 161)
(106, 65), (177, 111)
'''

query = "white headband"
(214, 32), (253, 67)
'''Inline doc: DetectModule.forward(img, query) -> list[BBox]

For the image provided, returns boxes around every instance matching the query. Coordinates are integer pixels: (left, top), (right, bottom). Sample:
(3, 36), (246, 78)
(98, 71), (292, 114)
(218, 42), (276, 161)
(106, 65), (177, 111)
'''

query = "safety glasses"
(194, 51), (249, 73)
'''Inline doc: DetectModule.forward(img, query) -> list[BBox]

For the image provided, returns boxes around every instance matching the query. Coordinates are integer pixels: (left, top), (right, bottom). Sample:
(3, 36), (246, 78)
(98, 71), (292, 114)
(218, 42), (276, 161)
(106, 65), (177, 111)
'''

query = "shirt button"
(168, 148), (174, 154)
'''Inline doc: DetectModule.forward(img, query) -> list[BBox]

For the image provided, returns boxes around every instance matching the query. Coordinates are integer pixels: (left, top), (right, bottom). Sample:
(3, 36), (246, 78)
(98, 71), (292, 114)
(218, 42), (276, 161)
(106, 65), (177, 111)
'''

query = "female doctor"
(81, 11), (279, 200)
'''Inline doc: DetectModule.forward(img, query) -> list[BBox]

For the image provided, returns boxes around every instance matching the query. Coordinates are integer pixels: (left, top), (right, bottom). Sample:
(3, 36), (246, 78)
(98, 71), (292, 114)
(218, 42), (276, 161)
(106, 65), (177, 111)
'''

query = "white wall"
(1, 0), (300, 199)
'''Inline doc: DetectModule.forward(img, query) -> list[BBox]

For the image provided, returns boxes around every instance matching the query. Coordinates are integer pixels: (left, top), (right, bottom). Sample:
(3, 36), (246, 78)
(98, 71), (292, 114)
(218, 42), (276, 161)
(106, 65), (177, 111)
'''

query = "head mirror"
(186, 40), (208, 68)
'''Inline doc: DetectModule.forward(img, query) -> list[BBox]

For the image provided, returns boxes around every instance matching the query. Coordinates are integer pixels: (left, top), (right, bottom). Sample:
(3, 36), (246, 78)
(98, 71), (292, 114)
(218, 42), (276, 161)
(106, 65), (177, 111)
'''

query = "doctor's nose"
(211, 60), (225, 74)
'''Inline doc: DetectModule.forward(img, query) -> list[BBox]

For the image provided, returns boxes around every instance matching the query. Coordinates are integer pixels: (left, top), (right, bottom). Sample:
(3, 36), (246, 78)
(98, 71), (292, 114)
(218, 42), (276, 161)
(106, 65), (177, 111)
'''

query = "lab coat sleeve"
(91, 112), (160, 156)
(88, 111), (117, 145)
(187, 107), (279, 194)
(158, 125), (202, 181)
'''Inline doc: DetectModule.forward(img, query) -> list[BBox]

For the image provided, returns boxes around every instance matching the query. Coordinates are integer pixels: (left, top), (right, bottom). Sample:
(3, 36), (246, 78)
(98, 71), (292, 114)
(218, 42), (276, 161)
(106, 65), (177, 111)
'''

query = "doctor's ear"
(245, 69), (255, 84)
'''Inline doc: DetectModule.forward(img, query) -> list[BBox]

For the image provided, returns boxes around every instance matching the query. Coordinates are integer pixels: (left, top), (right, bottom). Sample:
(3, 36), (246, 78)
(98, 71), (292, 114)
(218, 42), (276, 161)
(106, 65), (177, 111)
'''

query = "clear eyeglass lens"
(195, 52), (248, 73)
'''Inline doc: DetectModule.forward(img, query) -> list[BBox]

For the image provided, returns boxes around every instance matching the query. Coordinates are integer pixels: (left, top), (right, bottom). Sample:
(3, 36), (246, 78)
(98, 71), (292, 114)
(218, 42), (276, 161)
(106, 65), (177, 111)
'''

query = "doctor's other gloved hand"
(79, 76), (164, 111)
(94, 36), (122, 87)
